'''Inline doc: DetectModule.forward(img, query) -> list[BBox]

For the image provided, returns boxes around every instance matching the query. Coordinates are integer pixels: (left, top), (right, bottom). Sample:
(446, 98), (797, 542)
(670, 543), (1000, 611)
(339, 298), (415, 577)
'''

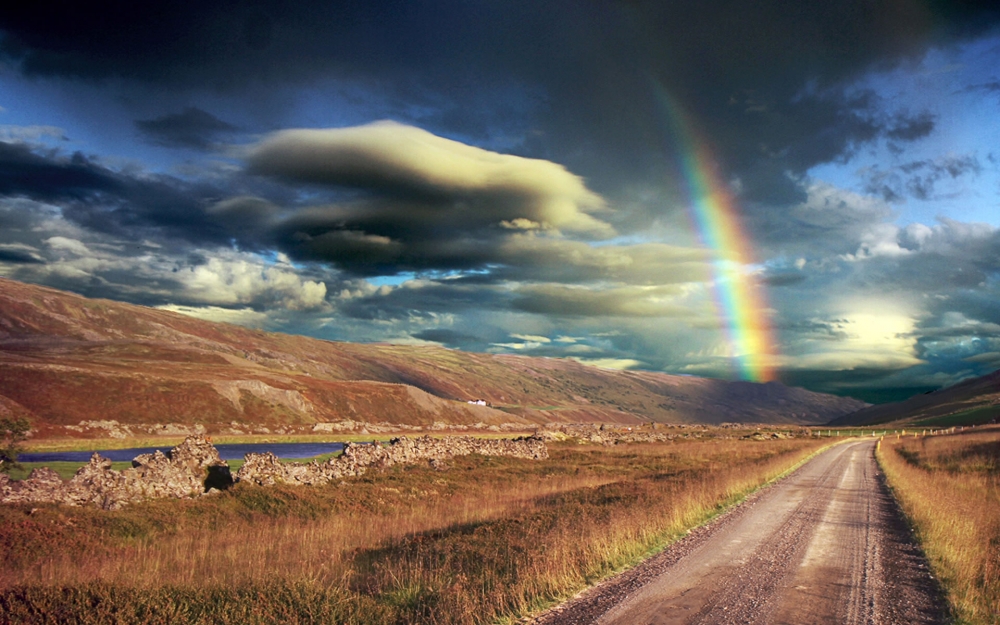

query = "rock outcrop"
(0, 436), (230, 510)
(64, 420), (210, 439)
(235, 435), (548, 486)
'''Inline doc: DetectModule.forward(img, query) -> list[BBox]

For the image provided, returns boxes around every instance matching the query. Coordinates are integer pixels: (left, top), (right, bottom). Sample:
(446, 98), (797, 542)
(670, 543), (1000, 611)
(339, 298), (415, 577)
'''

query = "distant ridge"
(0, 277), (868, 436)
(829, 368), (1000, 427)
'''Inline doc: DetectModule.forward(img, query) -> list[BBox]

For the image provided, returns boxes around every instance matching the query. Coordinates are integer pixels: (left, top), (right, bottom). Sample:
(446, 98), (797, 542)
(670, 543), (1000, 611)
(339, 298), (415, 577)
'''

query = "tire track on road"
(530, 441), (947, 625)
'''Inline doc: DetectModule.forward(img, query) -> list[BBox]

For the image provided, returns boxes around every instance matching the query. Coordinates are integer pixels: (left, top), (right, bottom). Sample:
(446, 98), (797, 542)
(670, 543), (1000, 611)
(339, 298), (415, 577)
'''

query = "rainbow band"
(651, 80), (777, 382)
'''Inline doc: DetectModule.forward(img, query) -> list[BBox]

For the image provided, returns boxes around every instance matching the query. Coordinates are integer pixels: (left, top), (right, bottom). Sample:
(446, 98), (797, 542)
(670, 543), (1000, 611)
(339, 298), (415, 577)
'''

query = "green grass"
(6, 461), (134, 481)
(911, 406), (1000, 428)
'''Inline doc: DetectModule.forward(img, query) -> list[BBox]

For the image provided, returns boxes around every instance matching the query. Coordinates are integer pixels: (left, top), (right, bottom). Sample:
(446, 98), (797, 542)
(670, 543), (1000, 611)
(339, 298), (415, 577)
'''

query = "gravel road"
(531, 440), (948, 625)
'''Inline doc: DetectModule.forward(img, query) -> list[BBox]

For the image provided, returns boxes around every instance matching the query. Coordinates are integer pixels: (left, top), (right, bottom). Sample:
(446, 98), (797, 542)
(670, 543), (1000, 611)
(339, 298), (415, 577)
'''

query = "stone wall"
(1, 434), (548, 508)
(234, 435), (548, 486)
(0, 436), (230, 510)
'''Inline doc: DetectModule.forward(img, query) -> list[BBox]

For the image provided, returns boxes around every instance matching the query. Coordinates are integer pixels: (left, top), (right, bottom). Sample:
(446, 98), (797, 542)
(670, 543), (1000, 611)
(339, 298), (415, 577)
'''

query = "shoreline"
(21, 430), (539, 453)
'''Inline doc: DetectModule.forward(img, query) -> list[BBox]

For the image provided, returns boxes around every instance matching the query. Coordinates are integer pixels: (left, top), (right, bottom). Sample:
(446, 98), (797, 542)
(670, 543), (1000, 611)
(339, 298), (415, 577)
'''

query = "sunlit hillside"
(0, 277), (867, 436)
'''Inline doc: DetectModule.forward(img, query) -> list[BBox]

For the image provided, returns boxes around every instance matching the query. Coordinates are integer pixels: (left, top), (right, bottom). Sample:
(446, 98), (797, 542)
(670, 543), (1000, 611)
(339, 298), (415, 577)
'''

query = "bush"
(0, 417), (29, 473)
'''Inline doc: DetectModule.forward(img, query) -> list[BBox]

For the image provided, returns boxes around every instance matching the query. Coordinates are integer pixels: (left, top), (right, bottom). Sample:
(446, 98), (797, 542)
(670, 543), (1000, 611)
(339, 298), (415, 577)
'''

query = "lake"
(19, 442), (349, 463)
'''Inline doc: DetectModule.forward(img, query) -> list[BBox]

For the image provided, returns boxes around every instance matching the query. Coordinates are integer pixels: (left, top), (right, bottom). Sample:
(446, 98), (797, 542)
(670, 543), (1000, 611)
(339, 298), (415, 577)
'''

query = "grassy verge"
(876, 428), (1000, 624)
(1, 437), (828, 624)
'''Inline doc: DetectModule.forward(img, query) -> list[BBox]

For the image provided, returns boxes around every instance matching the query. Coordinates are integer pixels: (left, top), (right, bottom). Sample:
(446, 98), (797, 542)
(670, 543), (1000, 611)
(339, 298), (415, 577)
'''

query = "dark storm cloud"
(863, 154), (983, 202)
(135, 107), (239, 149)
(0, 141), (118, 200)
(901, 220), (1000, 288)
(762, 272), (807, 287)
(0, 1), (518, 88)
(779, 368), (935, 403)
(0, 244), (44, 264)
(3, 1), (999, 211)
(744, 181), (894, 257)
(959, 80), (1000, 95)
(886, 111), (937, 141)
(773, 319), (850, 342)
(337, 281), (508, 320)
(0, 141), (230, 244)
(853, 232), (997, 294)
(7, 1), (996, 88)
(511, 284), (692, 318)
(264, 204), (503, 276)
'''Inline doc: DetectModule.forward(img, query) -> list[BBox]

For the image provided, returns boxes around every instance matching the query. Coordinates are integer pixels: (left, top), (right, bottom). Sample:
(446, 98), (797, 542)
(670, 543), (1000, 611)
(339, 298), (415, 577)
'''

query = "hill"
(829, 368), (1000, 427)
(0, 277), (868, 437)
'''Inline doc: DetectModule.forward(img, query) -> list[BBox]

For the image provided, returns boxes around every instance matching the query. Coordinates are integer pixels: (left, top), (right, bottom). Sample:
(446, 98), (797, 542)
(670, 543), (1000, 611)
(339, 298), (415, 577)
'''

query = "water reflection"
(20, 442), (347, 463)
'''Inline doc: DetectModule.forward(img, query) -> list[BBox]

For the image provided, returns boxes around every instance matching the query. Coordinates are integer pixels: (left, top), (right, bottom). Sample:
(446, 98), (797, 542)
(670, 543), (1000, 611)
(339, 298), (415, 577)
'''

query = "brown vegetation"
(877, 427), (1000, 624)
(0, 437), (827, 624)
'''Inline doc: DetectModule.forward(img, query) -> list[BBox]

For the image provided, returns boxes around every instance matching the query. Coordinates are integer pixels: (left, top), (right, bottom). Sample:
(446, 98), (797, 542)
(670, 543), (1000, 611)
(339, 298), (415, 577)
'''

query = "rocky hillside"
(0, 277), (868, 436)
(829, 368), (1000, 427)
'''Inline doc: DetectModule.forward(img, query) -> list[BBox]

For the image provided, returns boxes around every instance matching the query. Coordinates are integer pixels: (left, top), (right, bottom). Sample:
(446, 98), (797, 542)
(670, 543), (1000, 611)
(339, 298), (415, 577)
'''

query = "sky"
(1, 1), (1000, 403)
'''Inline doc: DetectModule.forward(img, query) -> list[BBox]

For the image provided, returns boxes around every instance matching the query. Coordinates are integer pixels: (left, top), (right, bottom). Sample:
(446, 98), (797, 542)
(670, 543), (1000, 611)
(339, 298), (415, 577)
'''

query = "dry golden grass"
(877, 427), (1000, 625)
(1, 437), (828, 624)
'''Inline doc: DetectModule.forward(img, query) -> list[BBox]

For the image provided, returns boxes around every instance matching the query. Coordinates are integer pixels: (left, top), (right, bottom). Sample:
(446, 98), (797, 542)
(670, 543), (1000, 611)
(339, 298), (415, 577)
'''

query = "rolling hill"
(0, 277), (869, 437)
(829, 368), (1000, 428)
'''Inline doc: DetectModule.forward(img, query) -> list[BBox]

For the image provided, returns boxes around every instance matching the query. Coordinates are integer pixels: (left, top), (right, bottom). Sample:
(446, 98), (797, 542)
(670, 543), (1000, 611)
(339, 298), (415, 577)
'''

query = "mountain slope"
(0, 277), (868, 435)
(829, 368), (1000, 427)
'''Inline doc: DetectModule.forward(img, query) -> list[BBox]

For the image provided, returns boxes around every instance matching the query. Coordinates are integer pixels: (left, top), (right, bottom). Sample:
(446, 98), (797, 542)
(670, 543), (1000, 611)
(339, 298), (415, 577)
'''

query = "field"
(877, 426), (1000, 625)
(1, 435), (828, 624)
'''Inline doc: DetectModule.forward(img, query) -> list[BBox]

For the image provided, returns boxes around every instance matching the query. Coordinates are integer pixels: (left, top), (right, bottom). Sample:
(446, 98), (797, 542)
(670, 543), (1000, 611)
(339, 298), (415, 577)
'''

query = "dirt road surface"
(532, 440), (947, 625)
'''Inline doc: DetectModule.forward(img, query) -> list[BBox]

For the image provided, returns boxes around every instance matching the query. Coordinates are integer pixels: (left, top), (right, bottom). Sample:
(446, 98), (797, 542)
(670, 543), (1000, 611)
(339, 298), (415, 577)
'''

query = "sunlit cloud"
(156, 305), (270, 327)
(781, 312), (922, 371)
(248, 121), (613, 238)
(570, 357), (643, 370)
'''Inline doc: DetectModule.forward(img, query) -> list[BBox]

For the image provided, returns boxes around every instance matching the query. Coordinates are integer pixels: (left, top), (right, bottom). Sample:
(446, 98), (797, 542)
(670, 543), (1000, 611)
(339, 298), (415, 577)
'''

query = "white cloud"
(571, 357), (643, 370)
(45, 236), (93, 257)
(155, 305), (269, 327)
(178, 257), (328, 311)
(0, 125), (67, 142)
(511, 333), (551, 343)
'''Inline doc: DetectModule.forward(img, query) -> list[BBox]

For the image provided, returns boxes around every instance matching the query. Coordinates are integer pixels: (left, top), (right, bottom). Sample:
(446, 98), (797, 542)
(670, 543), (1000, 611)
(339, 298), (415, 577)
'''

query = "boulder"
(1, 467), (65, 505)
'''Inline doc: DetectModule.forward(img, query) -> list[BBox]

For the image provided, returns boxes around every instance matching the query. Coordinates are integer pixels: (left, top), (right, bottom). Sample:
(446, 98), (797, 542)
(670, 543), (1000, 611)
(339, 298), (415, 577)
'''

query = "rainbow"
(650, 80), (777, 383)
